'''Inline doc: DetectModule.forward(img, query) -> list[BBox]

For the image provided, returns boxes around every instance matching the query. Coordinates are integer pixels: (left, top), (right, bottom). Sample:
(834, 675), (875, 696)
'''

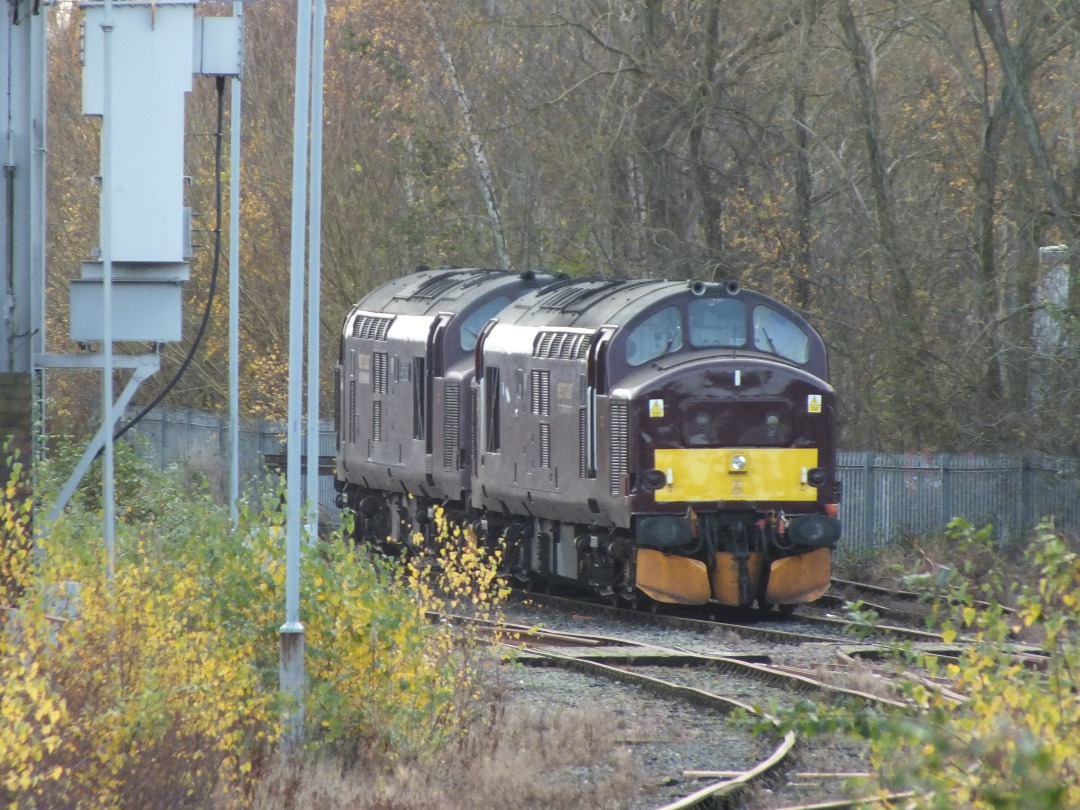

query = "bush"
(1, 446), (509, 807)
(779, 519), (1080, 809)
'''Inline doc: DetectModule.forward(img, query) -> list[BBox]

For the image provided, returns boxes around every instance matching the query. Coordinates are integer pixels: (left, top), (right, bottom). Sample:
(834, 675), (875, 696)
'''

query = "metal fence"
(838, 452), (1080, 552)
(125, 407), (1080, 551)
(124, 406), (337, 525)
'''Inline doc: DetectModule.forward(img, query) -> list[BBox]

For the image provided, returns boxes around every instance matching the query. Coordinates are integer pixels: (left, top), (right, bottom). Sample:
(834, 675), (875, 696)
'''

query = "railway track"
(522, 645), (797, 810)
(512, 590), (948, 644)
(830, 576), (1016, 616)
(475, 585), (1002, 807)
(437, 607), (936, 808)
(446, 612), (912, 710)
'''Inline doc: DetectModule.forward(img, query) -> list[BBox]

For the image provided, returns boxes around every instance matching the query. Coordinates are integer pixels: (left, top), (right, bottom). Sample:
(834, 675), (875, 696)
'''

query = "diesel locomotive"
(335, 266), (841, 610)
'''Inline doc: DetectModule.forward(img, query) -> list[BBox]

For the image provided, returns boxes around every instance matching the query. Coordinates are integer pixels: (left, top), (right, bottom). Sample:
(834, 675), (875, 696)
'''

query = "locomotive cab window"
(752, 306), (809, 364)
(460, 296), (511, 351)
(688, 298), (746, 348)
(626, 306), (683, 367)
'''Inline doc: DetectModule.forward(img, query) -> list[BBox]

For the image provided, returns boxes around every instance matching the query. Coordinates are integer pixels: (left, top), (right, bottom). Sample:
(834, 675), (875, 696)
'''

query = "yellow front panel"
(653, 447), (819, 502)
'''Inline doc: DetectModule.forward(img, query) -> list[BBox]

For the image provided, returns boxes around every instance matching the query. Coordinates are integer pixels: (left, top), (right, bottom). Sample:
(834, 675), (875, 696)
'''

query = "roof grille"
(538, 279), (631, 313)
(409, 269), (494, 301)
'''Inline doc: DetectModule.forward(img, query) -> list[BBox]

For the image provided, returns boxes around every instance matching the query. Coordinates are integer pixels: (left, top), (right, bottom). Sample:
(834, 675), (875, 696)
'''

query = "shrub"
(1, 447), (509, 807)
(778, 519), (1080, 809)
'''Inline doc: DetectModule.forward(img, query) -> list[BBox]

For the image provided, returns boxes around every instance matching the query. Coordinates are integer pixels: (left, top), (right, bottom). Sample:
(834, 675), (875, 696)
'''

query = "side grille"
(373, 352), (389, 395)
(352, 314), (394, 340)
(372, 400), (382, 443)
(540, 422), (551, 468)
(443, 382), (460, 468)
(484, 366), (501, 452)
(533, 330), (593, 360)
(412, 357), (426, 441)
(609, 401), (628, 496)
(530, 369), (550, 416)
(334, 366), (341, 436)
(471, 389), (480, 468)
(578, 407), (587, 478)
(348, 380), (356, 444)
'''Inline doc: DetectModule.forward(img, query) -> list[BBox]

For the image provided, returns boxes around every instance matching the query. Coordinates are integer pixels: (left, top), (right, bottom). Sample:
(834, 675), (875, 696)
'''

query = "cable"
(112, 74), (228, 444)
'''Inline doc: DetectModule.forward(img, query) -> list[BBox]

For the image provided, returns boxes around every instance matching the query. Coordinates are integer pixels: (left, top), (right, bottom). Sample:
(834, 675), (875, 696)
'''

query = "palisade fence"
(124, 407), (1080, 552)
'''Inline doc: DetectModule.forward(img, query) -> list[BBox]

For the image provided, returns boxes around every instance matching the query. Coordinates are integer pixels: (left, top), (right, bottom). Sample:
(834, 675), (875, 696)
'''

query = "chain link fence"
(125, 407), (1080, 550)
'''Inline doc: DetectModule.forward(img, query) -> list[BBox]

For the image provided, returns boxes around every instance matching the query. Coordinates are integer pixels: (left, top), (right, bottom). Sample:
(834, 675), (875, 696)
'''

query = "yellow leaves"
(1022, 604), (1042, 627)
(941, 622), (957, 644)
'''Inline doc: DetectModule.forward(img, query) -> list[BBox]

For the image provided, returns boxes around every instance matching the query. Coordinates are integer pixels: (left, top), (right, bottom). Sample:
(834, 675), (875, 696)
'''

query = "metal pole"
(228, 0), (243, 526)
(281, 0), (313, 752)
(100, 0), (116, 584)
(305, 0), (325, 539)
(30, 3), (48, 470)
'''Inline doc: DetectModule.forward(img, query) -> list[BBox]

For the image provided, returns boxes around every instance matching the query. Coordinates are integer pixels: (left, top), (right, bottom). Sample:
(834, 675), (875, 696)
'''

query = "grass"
(2, 441), (651, 809)
(252, 684), (645, 810)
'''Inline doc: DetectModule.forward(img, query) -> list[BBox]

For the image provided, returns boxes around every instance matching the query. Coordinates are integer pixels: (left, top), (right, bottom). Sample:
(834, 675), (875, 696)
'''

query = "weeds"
(0, 444), (514, 807)
(776, 519), (1080, 809)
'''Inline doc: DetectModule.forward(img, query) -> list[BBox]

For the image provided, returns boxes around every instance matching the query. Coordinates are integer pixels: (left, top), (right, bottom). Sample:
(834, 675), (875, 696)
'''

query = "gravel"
(498, 601), (878, 809)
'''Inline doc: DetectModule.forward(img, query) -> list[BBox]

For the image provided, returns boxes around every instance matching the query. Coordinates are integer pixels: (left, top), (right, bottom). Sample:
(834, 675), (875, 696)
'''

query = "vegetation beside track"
(778, 519), (1080, 809)
(6, 441), (1080, 809)
(0, 442), (521, 808)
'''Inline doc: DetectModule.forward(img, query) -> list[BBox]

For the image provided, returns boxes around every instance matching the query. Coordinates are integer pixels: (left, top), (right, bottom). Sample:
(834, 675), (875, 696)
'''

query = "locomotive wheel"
(643, 597), (663, 615)
(757, 597), (797, 616)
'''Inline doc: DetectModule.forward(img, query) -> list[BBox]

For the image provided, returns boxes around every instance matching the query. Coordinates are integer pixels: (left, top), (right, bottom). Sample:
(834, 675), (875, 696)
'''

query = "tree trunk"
(421, 0), (511, 271)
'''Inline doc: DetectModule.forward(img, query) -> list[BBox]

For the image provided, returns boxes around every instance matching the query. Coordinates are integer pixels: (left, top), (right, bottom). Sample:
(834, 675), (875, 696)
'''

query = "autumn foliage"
(0, 444), (510, 807)
(784, 519), (1080, 809)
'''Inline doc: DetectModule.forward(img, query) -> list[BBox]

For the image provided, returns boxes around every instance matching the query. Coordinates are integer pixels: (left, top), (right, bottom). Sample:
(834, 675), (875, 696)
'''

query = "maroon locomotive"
(336, 267), (841, 610)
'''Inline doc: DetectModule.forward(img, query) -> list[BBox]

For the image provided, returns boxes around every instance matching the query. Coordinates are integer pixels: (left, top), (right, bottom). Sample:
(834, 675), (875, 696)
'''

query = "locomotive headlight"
(730, 453), (747, 472)
(641, 469), (668, 492)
